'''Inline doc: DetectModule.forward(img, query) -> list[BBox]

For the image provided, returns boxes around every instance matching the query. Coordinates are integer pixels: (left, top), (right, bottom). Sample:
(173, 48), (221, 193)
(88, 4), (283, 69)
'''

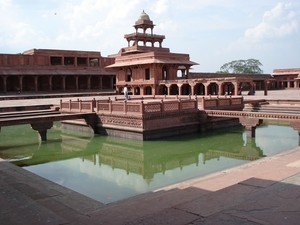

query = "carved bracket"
(31, 122), (53, 141)
(239, 117), (263, 137)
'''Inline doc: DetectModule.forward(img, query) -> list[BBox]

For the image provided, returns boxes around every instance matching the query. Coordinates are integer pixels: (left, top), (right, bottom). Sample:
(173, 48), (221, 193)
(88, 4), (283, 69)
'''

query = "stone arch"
(177, 66), (186, 78)
(126, 68), (132, 82)
(134, 86), (140, 95)
(194, 83), (205, 95)
(208, 82), (219, 95)
(170, 84), (178, 95)
(158, 84), (167, 95)
(162, 66), (168, 80)
(144, 86), (152, 95)
(221, 82), (234, 95)
(181, 83), (191, 95)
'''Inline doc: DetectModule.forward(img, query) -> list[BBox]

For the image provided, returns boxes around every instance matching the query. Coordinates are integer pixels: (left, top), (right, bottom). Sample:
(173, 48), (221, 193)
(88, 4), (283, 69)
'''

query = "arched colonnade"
(119, 79), (265, 96)
(0, 74), (115, 93)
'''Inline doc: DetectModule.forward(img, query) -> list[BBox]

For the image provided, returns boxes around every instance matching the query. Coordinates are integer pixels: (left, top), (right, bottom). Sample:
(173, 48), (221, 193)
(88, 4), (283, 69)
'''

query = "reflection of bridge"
(202, 109), (300, 137)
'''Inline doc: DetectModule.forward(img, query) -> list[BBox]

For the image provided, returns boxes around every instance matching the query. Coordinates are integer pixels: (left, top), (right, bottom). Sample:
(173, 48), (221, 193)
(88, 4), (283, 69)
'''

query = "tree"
(219, 59), (263, 74)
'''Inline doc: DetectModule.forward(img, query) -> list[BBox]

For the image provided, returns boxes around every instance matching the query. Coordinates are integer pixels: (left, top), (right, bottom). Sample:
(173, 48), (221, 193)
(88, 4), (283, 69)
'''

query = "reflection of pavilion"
(97, 131), (264, 180)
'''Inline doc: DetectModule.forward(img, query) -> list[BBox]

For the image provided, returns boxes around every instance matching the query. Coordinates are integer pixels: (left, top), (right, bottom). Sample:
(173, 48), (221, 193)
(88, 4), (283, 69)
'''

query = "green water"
(0, 121), (298, 204)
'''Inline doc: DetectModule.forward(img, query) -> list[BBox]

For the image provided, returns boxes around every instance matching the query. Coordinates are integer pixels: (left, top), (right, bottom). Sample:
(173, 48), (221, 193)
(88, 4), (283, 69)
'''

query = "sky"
(0, 0), (299, 74)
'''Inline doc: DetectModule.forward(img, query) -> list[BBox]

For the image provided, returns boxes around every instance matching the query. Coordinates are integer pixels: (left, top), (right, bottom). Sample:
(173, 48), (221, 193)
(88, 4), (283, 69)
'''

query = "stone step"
(0, 109), (60, 119)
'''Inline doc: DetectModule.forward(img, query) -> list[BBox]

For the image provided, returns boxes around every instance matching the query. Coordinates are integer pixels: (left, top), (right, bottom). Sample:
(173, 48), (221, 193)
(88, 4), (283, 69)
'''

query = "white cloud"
(245, 2), (298, 41)
(152, 0), (169, 15)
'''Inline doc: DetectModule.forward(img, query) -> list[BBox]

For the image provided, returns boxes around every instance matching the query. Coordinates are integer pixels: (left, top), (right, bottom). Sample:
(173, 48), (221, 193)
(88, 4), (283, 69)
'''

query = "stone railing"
(198, 96), (244, 110)
(60, 99), (95, 112)
(96, 99), (198, 114)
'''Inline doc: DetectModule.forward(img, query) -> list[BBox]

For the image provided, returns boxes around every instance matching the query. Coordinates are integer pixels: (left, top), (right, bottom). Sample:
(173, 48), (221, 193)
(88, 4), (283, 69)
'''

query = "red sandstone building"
(0, 11), (298, 96)
(0, 49), (115, 93)
(107, 11), (271, 96)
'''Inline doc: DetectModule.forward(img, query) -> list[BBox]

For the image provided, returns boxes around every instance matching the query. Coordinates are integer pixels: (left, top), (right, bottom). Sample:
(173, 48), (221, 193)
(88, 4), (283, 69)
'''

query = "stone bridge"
(202, 109), (300, 137)
(0, 110), (97, 141)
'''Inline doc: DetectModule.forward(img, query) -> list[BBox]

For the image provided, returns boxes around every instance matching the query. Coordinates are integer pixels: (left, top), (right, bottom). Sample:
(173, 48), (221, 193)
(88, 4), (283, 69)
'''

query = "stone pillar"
(239, 117), (263, 138)
(190, 83), (196, 96)
(177, 84), (182, 95)
(31, 122), (53, 141)
(3, 76), (7, 93)
(166, 84), (171, 95)
(19, 76), (24, 92)
(264, 80), (268, 96)
(204, 84), (209, 96)
(110, 76), (114, 89)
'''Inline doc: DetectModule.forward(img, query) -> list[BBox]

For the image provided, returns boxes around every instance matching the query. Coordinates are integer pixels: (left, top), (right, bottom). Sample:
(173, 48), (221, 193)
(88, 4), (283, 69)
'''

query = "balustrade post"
(124, 101), (127, 114)
(115, 96), (117, 101)
(96, 100), (99, 112)
(109, 100), (112, 113)
(141, 101), (145, 114)
(79, 100), (82, 112)
(60, 100), (62, 111)
(202, 97), (205, 109)
(161, 99), (164, 112)
(69, 100), (72, 111)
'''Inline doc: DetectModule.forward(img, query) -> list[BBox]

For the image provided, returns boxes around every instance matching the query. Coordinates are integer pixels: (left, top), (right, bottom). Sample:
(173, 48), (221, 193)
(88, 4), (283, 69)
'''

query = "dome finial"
(138, 10), (150, 21)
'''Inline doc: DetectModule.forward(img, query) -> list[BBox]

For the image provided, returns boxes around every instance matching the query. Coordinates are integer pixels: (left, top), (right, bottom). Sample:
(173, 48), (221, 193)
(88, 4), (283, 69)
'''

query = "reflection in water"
(0, 121), (298, 204)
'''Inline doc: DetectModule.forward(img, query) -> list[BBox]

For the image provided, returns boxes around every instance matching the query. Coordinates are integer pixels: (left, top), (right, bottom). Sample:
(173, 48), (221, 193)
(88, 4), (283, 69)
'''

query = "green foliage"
(219, 59), (263, 74)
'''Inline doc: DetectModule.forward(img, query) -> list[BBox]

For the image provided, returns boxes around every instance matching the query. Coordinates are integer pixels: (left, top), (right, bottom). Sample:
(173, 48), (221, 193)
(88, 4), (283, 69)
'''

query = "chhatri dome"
(138, 10), (150, 21)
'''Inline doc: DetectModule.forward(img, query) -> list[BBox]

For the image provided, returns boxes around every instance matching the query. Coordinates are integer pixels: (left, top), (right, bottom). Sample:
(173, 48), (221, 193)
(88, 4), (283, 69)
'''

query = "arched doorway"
(177, 66), (186, 78)
(170, 84), (178, 95)
(134, 86), (140, 95)
(208, 82), (219, 95)
(144, 86), (152, 95)
(221, 82), (234, 95)
(181, 83), (191, 95)
(162, 66), (168, 80)
(194, 83), (205, 95)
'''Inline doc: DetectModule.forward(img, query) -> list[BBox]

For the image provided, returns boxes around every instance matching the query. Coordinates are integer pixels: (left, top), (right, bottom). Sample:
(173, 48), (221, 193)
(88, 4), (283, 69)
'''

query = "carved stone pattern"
(182, 102), (196, 109)
(205, 100), (217, 107)
(231, 99), (242, 105)
(127, 104), (141, 113)
(112, 104), (124, 112)
(97, 103), (109, 111)
(204, 110), (300, 121)
(219, 99), (230, 106)
(144, 104), (161, 113)
(100, 115), (142, 128)
(164, 102), (179, 111)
